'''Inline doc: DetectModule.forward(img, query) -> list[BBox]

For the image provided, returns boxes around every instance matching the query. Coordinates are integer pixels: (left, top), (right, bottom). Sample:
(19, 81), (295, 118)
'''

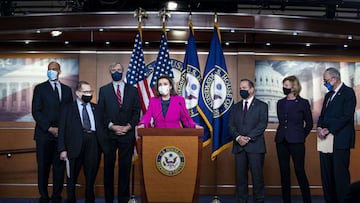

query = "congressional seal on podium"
(156, 146), (185, 176)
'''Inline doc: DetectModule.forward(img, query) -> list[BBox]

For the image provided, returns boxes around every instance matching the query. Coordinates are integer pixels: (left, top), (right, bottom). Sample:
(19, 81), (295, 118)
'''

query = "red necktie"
(116, 84), (122, 107)
(243, 101), (248, 117)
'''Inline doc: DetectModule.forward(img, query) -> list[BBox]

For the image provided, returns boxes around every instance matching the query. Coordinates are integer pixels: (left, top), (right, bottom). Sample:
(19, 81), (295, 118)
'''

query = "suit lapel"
(47, 81), (57, 99)
(73, 102), (82, 125)
(247, 99), (256, 113)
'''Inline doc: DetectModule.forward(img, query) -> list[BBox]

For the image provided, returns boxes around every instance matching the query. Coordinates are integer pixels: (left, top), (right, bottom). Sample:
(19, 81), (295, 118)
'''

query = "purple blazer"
(139, 95), (196, 128)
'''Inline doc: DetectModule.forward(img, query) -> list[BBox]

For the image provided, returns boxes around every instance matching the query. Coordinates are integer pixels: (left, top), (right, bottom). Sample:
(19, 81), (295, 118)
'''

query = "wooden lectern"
(137, 128), (203, 203)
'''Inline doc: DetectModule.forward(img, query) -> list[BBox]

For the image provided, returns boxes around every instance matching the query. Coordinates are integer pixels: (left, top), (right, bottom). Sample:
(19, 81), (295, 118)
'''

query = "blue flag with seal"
(177, 24), (203, 129)
(198, 24), (234, 160)
(150, 31), (174, 88)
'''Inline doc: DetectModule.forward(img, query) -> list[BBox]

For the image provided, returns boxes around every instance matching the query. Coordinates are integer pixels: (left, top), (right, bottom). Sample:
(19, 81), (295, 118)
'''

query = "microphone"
(178, 101), (192, 128)
(152, 108), (164, 128)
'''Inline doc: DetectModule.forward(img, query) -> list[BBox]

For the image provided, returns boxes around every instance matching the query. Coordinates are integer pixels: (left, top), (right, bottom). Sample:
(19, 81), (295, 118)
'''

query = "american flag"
(150, 31), (174, 88)
(126, 32), (153, 113)
(126, 31), (153, 162)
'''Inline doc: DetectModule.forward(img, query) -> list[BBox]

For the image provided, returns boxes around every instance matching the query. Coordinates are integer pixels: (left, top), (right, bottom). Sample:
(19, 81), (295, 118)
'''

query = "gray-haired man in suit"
(97, 63), (141, 203)
(317, 67), (356, 203)
(228, 79), (268, 203)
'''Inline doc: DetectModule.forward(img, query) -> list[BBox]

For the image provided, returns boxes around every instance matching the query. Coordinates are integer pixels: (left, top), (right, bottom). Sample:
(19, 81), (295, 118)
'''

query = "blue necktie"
(82, 103), (91, 130)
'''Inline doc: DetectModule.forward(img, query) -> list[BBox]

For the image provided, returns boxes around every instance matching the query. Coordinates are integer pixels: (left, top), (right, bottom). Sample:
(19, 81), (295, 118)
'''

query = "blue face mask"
(324, 82), (333, 91)
(240, 90), (250, 99)
(111, 72), (122, 81)
(47, 70), (58, 81)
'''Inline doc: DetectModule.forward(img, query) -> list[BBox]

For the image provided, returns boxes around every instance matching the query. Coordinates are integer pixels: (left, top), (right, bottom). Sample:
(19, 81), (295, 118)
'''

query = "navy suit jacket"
(32, 81), (73, 140)
(58, 101), (100, 158)
(317, 84), (356, 149)
(275, 96), (313, 143)
(228, 98), (268, 154)
(97, 82), (141, 152)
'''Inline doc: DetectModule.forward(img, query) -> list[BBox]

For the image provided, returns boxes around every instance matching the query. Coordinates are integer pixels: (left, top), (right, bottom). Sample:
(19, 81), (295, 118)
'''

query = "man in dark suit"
(97, 62), (140, 203)
(228, 79), (268, 203)
(32, 61), (73, 203)
(58, 81), (101, 203)
(317, 67), (356, 203)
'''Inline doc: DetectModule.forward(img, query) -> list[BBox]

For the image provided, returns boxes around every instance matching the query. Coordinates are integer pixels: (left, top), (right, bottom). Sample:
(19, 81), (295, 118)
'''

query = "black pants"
(103, 138), (134, 203)
(66, 132), (100, 203)
(320, 149), (350, 203)
(36, 138), (64, 203)
(276, 141), (311, 203)
(235, 151), (265, 203)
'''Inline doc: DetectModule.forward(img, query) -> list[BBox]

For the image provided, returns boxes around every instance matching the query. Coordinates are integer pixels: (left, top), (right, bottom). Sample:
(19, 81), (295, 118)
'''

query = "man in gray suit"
(228, 79), (268, 203)
(97, 62), (141, 203)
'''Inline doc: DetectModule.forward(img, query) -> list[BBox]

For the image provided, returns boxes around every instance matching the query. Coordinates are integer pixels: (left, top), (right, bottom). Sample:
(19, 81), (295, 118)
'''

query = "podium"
(138, 128), (203, 203)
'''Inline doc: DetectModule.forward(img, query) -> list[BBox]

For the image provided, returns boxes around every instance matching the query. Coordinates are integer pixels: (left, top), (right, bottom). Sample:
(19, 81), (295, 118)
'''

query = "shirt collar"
(113, 80), (124, 88)
(333, 82), (343, 93)
(244, 95), (254, 105)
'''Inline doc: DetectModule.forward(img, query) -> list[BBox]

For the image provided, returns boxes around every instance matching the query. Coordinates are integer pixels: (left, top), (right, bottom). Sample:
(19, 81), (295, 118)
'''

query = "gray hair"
(108, 62), (123, 72)
(325, 67), (341, 80)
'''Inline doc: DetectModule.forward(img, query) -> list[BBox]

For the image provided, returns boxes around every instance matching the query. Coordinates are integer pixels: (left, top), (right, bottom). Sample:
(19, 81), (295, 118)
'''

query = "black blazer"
(97, 83), (141, 151)
(275, 96), (313, 143)
(58, 101), (100, 158)
(228, 98), (268, 154)
(317, 84), (356, 149)
(32, 81), (73, 140)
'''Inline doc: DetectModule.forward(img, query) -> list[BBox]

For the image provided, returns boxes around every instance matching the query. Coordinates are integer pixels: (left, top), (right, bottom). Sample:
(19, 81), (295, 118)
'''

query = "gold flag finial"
(134, 7), (147, 23)
(159, 8), (171, 32)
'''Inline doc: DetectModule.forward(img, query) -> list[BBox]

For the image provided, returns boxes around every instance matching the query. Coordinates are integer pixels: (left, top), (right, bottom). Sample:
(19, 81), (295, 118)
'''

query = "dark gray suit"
(32, 81), (73, 203)
(97, 82), (140, 203)
(58, 101), (101, 203)
(317, 83), (356, 203)
(229, 97), (268, 203)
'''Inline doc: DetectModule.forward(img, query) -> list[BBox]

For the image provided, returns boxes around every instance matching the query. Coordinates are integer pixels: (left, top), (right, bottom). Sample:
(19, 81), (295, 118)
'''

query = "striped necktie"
(116, 84), (122, 107)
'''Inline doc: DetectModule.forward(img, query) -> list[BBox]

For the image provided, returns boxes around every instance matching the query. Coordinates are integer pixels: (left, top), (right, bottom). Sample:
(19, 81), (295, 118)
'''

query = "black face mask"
(81, 95), (93, 103)
(282, 87), (292, 95)
(239, 90), (250, 99)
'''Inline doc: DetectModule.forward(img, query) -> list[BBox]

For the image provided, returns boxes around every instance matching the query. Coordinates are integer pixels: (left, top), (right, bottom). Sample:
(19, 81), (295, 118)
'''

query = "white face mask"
(158, 85), (170, 96)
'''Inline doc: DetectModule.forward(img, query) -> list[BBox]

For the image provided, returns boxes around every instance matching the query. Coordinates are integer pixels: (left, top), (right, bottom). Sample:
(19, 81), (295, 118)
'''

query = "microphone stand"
(128, 162), (138, 203)
(211, 157), (221, 203)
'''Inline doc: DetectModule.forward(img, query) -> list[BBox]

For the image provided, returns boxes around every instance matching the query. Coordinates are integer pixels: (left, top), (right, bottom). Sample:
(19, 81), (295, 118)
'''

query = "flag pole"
(211, 157), (221, 203)
(128, 8), (146, 203)
(211, 11), (222, 203)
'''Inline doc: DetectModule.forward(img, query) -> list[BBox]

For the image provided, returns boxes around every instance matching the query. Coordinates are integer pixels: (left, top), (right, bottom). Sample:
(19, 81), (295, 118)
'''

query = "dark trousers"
(235, 151), (265, 203)
(320, 149), (351, 203)
(36, 138), (64, 203)
(66, 132), (100, 203)
(103, 138), (134, 203)
(276, 142), (311, 203)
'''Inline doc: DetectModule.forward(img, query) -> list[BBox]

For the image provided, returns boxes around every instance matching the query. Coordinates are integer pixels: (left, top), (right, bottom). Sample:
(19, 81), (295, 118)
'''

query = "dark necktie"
(243, 101), (248, 117)
(82, 103), (91, 130)
(326, 91), (335, 108)
(116, 84), (122, 107)
(54, 83), (60, 101)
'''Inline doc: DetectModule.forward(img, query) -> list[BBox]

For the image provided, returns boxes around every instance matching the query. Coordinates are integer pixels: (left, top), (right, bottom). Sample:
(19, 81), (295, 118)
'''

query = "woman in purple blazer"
(275, 75), (313, 203)
(138, 75), (202, 129)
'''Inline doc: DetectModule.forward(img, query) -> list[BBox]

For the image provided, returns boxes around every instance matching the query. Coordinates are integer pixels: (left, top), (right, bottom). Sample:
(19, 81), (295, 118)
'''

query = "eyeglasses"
(79, 90), (93, 94)
(110, 69), (123, 73)
(323, 77), (333, 83)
